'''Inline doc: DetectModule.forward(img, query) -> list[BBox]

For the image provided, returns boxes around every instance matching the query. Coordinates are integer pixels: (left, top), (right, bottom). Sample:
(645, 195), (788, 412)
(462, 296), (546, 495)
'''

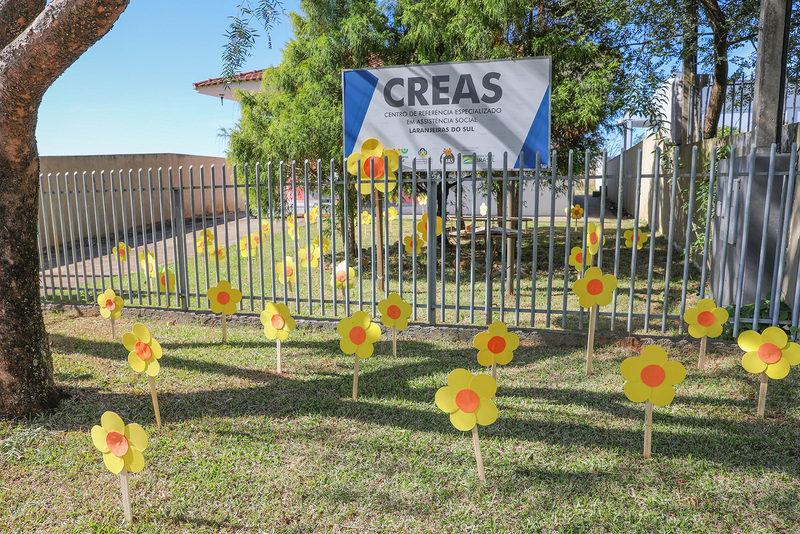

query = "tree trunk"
(702, 0), (728, 139)
(0, 0), (129, 416)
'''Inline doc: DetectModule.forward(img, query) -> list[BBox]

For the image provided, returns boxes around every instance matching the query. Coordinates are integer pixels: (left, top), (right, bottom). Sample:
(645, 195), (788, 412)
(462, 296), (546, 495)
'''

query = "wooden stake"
(111, 318), (116, 339)
(757, 372), (769, 417)
(644, 400), (653, 459)
(491, 362), (497, 381)
(392, 327), (397, 356)
(352, 354), (360, 401)
(698, 335), (708, 369)
(276, 338), (282, 374)
(586, 305), (597, 375)
(221, 313), (227, 344)
(147, 375), (161, 430)
(119, 469), (132, 523)
(471, 425), (486, 481)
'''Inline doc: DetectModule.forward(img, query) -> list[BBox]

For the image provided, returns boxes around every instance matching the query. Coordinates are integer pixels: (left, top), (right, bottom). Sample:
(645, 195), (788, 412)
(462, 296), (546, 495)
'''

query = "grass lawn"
(2, 310), (799, 533)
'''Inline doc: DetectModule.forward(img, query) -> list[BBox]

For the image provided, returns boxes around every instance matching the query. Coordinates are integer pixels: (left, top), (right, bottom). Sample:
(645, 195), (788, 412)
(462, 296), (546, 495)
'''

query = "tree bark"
(702, 0), (728, 139)
(0, 0), (129, 416)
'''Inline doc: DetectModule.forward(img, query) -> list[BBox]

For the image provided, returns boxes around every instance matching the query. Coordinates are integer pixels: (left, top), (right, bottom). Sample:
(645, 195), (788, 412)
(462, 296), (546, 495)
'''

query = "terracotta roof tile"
(193, 69), (264, 89)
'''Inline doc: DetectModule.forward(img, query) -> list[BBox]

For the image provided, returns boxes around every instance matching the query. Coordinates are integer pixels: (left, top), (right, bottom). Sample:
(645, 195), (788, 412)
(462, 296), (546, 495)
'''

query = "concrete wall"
(38, 154), (244, 249)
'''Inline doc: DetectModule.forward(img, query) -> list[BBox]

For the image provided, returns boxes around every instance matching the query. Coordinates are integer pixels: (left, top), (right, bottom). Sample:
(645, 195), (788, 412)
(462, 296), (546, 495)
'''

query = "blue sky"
(37, 0), (301, 158)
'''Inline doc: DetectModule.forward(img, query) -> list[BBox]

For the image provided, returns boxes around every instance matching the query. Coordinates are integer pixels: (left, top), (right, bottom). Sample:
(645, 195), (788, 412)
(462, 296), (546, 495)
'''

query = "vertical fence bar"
(278, 163), (288, 305)
(626, 148), (644, 332)
(772, 145), (797, 325)
(644, 148), (661, 332)
(246, 165), (257, 310)
(173, 176), (189, 311)
(427, 157), (436, 324)
(411, 160), (418, 320)
(598, 152), (609, 271)
(303, 161), (312, 314)
(678, 147), (698, 334)
(63, 172), (80, 301)
(545, 152), (556, 327)
(716, 147), (737, 301)
(733, 147), (758, 336)
(156, 168), (167, 306)
(440, 158), (448, 323)
(369, 159), (377, 316)
(500, 153), (509, 324)
(485, 154), (493, 324)
(188, 167), (200, 308)
(469, 155), (477, 324)
(530, 152), (541, 326)
(455, 155), (462, 322)
(610, 155), (624, 329)
(769, 174), (788, 323)
(267, 163), (277, 303)
(136, 169), (150, 305)
(71, 172), (89, 300)
(343, 160), (351, 317)
(167, 168), (181, 308)
(579, 152), (591, 330)
(356, 161), (364, 312)
(39, 175), (55, 297)
(219, 166), (230, 285)
(699, 147), (717, 299)
(319, 159), (326, 316)
(81, 172), (97, 298)
(108, 171), (123, 299)
(125, 170), (140, 305)
(561, 151), (574, 328)
(117, 169), (133, 301)
(198, 167), (211, 290)
(92, 172), (106, 294)
(514, 154), (524, 327)
(145, 169), (157, 304)
(255, 163), (266, 311)
(384, 157), (391, 300)
(751, 145), (777, 331)
(660, 148), (680, 332)
(56, 173), (74, 301)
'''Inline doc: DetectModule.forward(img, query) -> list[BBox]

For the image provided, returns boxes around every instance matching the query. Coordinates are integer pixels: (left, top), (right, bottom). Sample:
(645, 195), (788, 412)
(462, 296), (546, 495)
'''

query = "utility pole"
(752, 0), (793, 151)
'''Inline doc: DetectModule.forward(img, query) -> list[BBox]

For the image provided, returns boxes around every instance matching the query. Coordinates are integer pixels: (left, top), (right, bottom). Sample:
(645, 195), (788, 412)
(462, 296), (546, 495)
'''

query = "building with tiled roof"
(193, 69), (266, 102)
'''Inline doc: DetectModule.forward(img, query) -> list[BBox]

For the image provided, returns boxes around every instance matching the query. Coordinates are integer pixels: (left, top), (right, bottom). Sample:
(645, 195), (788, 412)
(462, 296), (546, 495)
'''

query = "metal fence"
(38, 146), (800, 338)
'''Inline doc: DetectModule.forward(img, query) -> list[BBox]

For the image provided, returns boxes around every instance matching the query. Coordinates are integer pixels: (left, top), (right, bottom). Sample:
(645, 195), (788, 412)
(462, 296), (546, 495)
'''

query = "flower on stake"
(112, 242), (131, 263)
(361, 210), (372, 225)
(684, 298), (729, 368)
(568, 246), (593, 272)
(298, 247), (319, 268)
(338, 311), (381, 400)
(158, 267), (175, 293)
(586, 222), (605, 255)
(378, 293), (412, 356)
(309, 205), (320, 224)
(388, 206), (398, 221)
(260, 302), (296, 373)
(208, 280), (242, 316)
(260, 220), (271, 237)
(91, 411), (149, 522)
(572, 267), (618, 374)
(620, 345), (686, 458)
(624, 229), (649, 250)
(416, 212), (442, 237)
(123, 323), (164, 427)
(346, 138), (399, 195)
(276, 256), (297, 289)
(738, 326), (800, 417)
(314, 237), (330, 254)
(331, 260), (356, 291)
(138, 250), (156, 278)
(97, 288), (124, 321)
(567, 204), (584, 220)
(473, 321), (519, 380)
(434, 369), (498, 480)
(403, 233), (426, 254)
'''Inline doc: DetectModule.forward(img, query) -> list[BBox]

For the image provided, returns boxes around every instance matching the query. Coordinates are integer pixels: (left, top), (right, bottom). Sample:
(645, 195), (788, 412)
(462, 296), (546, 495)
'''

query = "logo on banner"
(439, 149), (456, 165)
(418, 148), (428, 158)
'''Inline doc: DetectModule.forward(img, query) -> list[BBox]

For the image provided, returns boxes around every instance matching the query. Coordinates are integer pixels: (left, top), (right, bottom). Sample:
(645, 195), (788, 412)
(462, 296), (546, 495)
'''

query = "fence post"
(171, 185), (189, 311)
(426, 158), (437, 325)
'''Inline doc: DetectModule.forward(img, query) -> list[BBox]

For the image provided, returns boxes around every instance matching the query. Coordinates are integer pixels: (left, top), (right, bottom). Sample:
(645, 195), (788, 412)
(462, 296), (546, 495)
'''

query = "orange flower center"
(285, 266), (294, 277)
(758, 342), (782, 364)
(106, 431), (129, 457)
(487, 335), (506, 354)
(271, 314), (285, 329)
(349, 326), (367, 345)
(586, 278), (604, 295)
(336, 271), (347, 282)
(697, 310), (715, 327)
(575, 252), (583, 263)
(217, 291), (230, 305)
(362, 156), (385, 179)
(387, 305), (402, 320)
(105, 299), (116, 311)
(135, 341), (152, 361)
(590, 233), (599, 244)
(161, 274), (167, 286)
(455, 388), (480, 413)
(640, 364), (666, 387)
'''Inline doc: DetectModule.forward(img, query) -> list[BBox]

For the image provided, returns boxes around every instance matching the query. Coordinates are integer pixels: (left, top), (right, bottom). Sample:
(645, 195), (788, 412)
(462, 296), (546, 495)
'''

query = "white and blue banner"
(343, 57), (551, 170)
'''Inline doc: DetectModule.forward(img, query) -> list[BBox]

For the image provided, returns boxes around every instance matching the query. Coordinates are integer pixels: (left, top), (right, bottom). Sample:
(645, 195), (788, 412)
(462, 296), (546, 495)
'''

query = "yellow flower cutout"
(568, 246), (593, 272)
(473, 321), (520, 366)
(683, 298), (728, 339)
(621, 345), (686, 406)
(378, 293), (412, 330)
(285, 215), (295, 236)
(261, 220), (271, 237)
(567, 204), (584, 220)
(586, 222), (606, 255)
(207, 280), (242, 315)
(309, 205), (320, 224)
(122, 323), (163, 377)
(331, 261), (356, 289)
(158, 267), (175, 292)
(298, 247), (319, 268)
(196, 237), (211, 256)
(572, 267), (618, 308)
(214, 247), (226, 262)
(276, 256), (297, 286)
(346, 138), (399, 195)
(260, 302), (296, 340)
(361, 210), (372, 225)
(97, 289), (124, 320)
(416, 212), (442, 237)
(138, 250), (156, 278)
(738, 326), (800, 379)
(337, 311), (381, 358)
(403, 233), (426, 254)
(388, 206), (398, 221)
(435, 369), (499, 431)
(112, 242), (130, 262)
(624, 229), (649, 250)
(91, 411), (148, 474)
(314, 237), (331, 254)
(239, 234), (253, 258)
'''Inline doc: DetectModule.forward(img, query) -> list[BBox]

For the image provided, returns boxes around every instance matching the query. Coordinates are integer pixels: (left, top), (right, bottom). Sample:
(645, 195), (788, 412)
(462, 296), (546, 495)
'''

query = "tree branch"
(0, 0), (45, 49)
